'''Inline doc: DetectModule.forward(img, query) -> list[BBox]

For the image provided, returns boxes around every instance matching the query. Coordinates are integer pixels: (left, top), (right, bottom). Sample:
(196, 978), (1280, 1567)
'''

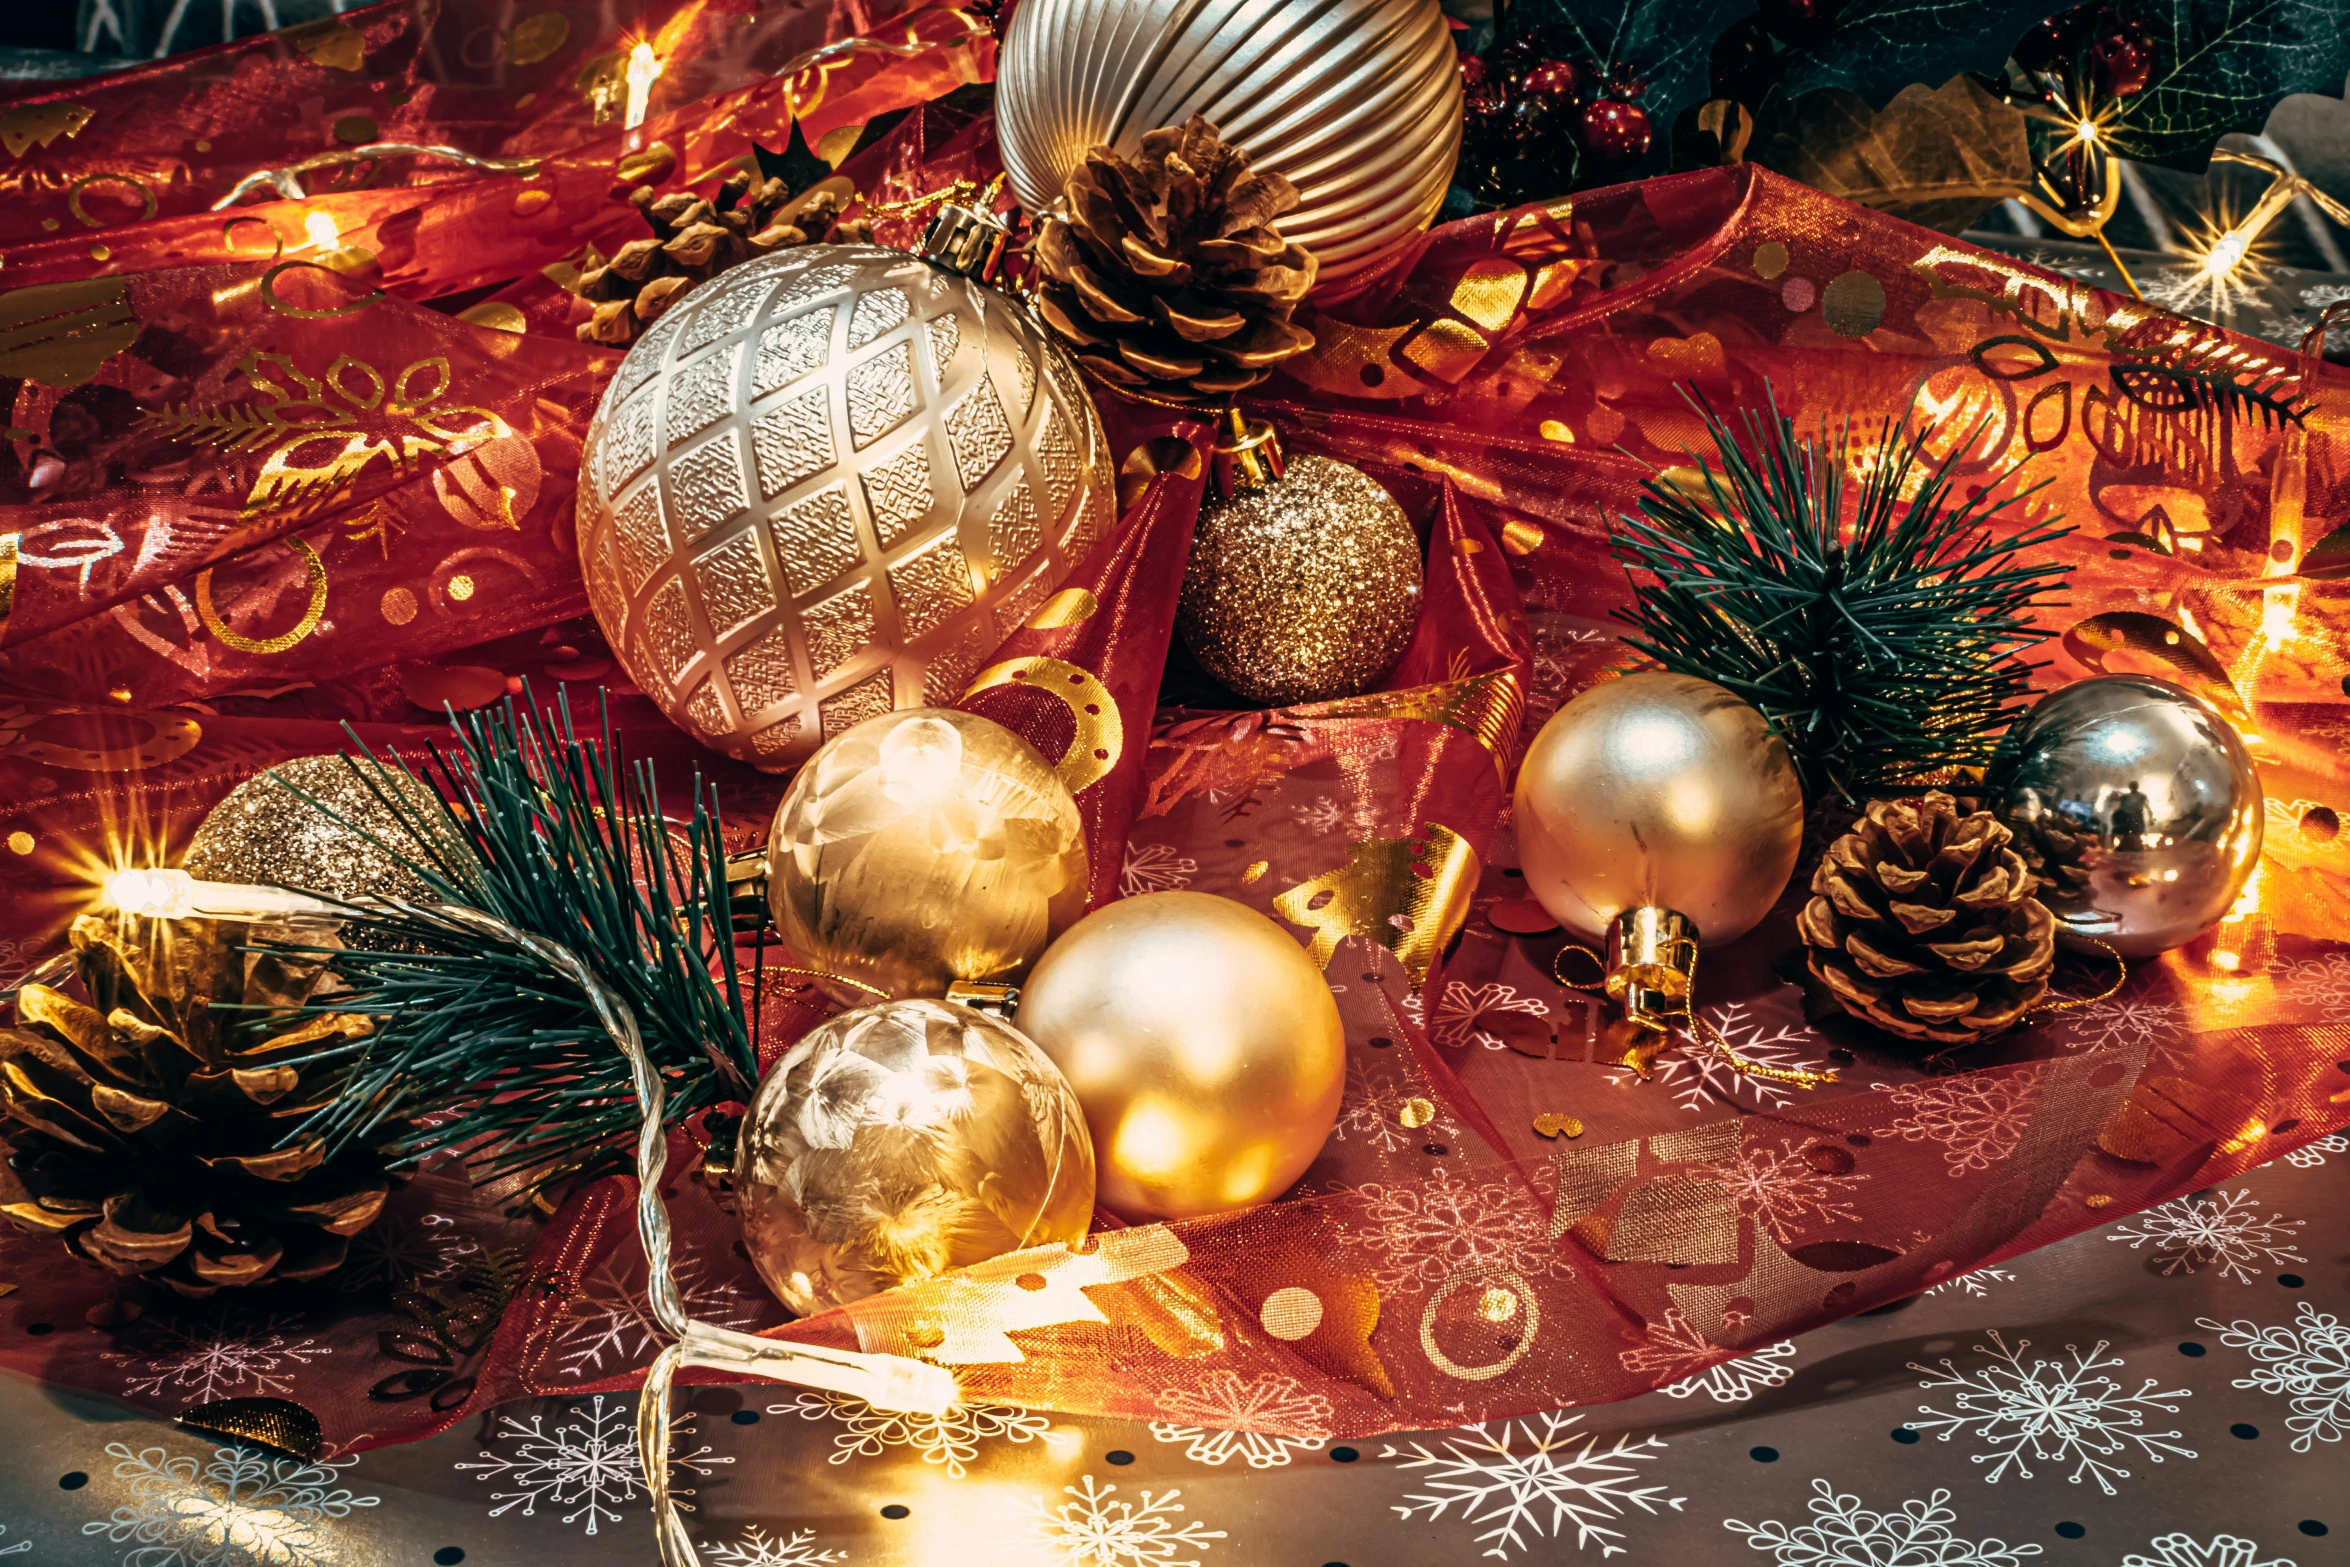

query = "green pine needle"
(1611, 395), (2074, 804)
(268, 692), (759, 1189)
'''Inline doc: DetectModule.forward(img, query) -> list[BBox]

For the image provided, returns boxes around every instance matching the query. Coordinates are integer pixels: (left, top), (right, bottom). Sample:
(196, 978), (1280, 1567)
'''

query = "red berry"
(1582, 98), (1651, 160)
(1460, 52), (1510, 120)
(1521, 58), (1580, 105)
(2091, 32), (2152, 96)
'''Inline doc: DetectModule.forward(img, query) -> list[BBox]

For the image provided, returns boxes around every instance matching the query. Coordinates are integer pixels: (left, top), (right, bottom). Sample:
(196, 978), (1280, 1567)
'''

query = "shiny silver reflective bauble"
(995, 0), (1461, 287)
(735, 998), (1097, 1315)
(1983, 675), (2263, 958)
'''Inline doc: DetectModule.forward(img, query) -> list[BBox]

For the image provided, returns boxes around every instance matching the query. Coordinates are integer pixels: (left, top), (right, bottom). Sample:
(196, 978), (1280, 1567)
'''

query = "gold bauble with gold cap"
(1013, 890), (1344, 1222)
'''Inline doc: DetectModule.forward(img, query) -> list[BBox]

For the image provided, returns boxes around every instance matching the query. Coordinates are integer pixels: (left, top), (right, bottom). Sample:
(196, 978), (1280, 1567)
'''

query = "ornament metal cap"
(919, 203), (1011, 284)
(1210, 404), (1286, 499)
(1605, 906), (1699, 1032)
(942, 979), (1021, 1019)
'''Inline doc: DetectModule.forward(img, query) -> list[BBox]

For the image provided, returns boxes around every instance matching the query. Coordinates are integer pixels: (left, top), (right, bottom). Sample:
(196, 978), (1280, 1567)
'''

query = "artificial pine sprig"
(1612, 398), (2073, 804)
(272, 693), (759, 1190)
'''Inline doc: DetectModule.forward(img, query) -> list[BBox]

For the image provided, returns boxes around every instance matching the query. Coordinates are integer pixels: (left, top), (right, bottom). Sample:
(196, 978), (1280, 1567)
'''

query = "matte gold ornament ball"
(767, 708), (1088, 1004)
(1015, 890), (1344, 1223)
(1177, 456), (1423, 706)
(184, 754), (445, 904)
(1514, 672), (1805, 945)
(734, 998), (1096, 1315)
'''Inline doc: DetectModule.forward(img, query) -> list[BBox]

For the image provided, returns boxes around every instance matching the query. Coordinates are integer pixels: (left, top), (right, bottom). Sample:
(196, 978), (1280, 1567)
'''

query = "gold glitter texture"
(1177, 456), (1422, 706)
(183, 754), (447, 904)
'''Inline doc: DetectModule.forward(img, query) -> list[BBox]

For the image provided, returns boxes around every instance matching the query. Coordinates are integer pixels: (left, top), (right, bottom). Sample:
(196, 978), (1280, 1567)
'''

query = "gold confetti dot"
(6, 832), (33, 856)
(41, 218), (59, 231)
(1398, 1096), (1436, 1129)
(1753, 240), (1790, 278)
(380, 586), (418, 625)
(89, 243), (110, 261)
(1822, 269), (1887, 338)
(1500, 518), (1544, 556)
(1533, 1112), (1583, 1139)
(511, 188), (553, 219)
(1477, 1285), (1520, 1324)
(332, 114), (379, 144)
(2085, 1193), (2113, 1209)
(447, 574), (477, 602)
(1260, 1285), (1323, 1341)
(1241, 860), (1270, 885)
(1538, 419), (1574, 442)
(194, 139), (213, 153)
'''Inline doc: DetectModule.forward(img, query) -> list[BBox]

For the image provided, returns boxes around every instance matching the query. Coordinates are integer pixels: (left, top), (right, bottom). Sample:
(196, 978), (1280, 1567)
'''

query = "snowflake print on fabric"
(1430, 982), (1549, 1049)
(1384, 1413), (1684, 1560)
(1620, 1309), (1797, 1403)
(1293, 795), (1377, 838)
(2107, 1190), (2306, 1284)
(0, 1527), (20, 1559)
(1724, 1479), (2042, 1566)
(704, 1527), (847, 1566)
(2059, 997), (2183, 1054)
(457, 1395), (726, 1536)
(1927, 1267), (2018, 1299)
(1120, 842), (1198, 897)
(82, 1442), (378, 1567)
(1905, 1331), (2193, 1492)
(1622, 1005), (1834, 1113)
(1699, 1139), (1869, 1246)
(2280, 953), (2350, 1022)
(2121, 1535), (2298, 1567)
(2283, 1133), (2348, 1168)
(1150, 1371), (1331, 1468)
(783, 1391), (1063, 1479)
(1027, 1475), (1224, 1566)
(2198, 1302), (2350, 1452)
(1877, 1069), (2043, 1176)
(1331, 1054), (1452, 1155)
(553, 1250), (766, 1379)
(334, 1209), (481, 1294)
(109, 1313), (329, 1403)
(1337, 1163), (1572, 1294)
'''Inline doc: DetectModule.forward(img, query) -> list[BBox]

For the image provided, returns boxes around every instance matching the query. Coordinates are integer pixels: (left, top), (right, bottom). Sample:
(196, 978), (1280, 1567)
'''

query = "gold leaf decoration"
(0, 277), (138, 389)
(280, 17), (364, 70)
(1750, 75), (2031, 236)
(0, 102), (93, 160)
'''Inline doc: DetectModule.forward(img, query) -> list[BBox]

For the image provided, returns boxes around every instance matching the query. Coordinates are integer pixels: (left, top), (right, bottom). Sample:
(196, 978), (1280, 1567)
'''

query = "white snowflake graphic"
(110, 1314), (329, 1403)
(1877, 1069), (2042, 1176)
(81, 1441), (378, 1567)
(783, 1391), (1063, 1479)
(1292, 795), (1376, 837)
(1150, 1371), (1331, 1468)
(334, 1209), (482, 1294)
(2198, 1301), (2350, 1452)
(704, 1527), (847, 1566)
(1430, 982), (1550, 1049)
(1619, 1308), (1796, 1402)
(1120, 842), (1198, 897)
(1027, 1475), (1224, 1566)
(1905, 1331), (2193, 1492)
(553, 1250), (764, 1379)
(1927, 1267), (2018, 1299)
(1725, 1478), (2041, 1565)
(2281, 953), (2350, 1022)
(1621, 1004), (1833, 1113)
(2059, 997), (2183, 1054)
(1331, 1054), (1451, 1154)
(1700, 1139), (1869, 1245)
(456, 1394), (726, 1535)
(2283, 1133), (2349, 1168)
(1337, 1163), (1572, 1293)
(2123, 1535), (2298, 1567)
(1383, 1412), (1684, 1560)
(2107, 1189), (2306, 1284)
(0, 1526), (22, 1559)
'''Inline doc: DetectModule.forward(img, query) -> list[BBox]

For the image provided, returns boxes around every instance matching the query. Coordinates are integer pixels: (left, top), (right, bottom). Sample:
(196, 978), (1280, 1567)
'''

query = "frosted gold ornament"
(184, 754), (444, 904)
(735, 997), (1096, 1315)
(767, 708), (1088, 1003)
(1015, 890), (1344, 1223)
(1176, 415), (1422, 706)
(575, 239), (1116, 771)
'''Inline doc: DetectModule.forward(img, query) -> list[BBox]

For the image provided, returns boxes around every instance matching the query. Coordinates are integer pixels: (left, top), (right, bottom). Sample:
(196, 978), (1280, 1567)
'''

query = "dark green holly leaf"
(752, 118), (830, 193)
(1500, 0), (1761, 172)
(2113, 0), (2350, 172)
(1773, 1), (2074, 108)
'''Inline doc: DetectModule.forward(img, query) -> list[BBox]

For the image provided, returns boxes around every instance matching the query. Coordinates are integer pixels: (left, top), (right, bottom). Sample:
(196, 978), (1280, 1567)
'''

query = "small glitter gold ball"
(184, 754), (445, 904)
(1176, 456), (1422, 706)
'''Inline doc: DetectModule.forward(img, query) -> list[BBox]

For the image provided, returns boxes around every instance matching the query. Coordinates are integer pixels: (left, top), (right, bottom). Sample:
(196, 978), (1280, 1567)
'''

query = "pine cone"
(1797, 791), (2057, 1046)
(1032, 114), (1317, 402)
(575, 169), (853, 347)
(0, 915), (392, 1296)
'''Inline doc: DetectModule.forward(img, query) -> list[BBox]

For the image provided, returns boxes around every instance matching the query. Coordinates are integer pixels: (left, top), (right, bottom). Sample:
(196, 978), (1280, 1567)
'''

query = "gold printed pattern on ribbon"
(194, 538), (329, 655)
(962, 656), (1123, 794)
(0, 277), (138, 389)
(1273, 822), (1479, 987)
(0, 103), (93, 159)
(1420, 1264), (1540, 1382)
(0, 704), (201, 771)
(1307, 670), (1525, 780)
(0, 533), (16, 642)
(840, 1226), (1189, 1365)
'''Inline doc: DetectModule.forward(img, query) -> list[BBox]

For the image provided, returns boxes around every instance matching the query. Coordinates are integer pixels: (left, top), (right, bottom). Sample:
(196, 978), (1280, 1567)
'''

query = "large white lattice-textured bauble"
(577, 244), (1116, 770)
(996, 0), (1461, 287)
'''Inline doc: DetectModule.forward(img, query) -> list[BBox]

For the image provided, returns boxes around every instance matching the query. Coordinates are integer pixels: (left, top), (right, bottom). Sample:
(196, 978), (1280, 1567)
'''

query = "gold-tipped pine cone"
(0, 915), (390, 1296)
(1032, 115), (1317, 403)
(1797, 791), (2057, 1047)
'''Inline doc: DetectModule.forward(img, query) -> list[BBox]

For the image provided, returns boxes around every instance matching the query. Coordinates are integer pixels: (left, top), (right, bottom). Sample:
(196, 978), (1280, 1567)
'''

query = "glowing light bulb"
(303, 209), (341, 250)
(106, 868), (191, 918)
(2074, 118), (2100, 146)
(2199, 227), (2252, 281)
(623, 41), (662, 130)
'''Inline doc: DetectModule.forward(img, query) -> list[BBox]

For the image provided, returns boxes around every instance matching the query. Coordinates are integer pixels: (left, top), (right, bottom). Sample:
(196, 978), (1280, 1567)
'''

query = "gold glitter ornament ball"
(184, 755), (444, 903)
(1015, 891), (1344, 1223)
(735, 997), (1096, 1315)
(576, 244), (1116, 771)
(767, 708), (1088, 1004)
(1176, 455), (1423, 706)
